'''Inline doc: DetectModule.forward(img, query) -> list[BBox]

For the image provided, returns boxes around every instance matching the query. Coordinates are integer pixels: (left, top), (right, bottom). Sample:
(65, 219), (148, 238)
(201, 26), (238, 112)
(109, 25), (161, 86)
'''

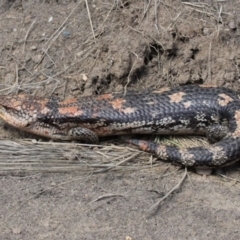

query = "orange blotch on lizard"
(61, 98), (78, 105)
(58, 106), (81, 115)
(110, 98), (126, 110)
(96, 94), (113, 100)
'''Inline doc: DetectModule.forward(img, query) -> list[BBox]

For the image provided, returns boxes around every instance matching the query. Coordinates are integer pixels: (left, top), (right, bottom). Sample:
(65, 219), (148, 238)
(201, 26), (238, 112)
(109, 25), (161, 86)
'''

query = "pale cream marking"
(195, 113), (207, 122)
(156, 145), (168, 160)
(146, 101), (155, 105)
(41, 107), (50, 115)
(169, 92), (186, 103)
(179, 149), (195, 166)
(218, 93), (234, 106)
(232, 110), (240, 138)
(121, 107), (136, 114)
(209, 146), (227, 165)
(183, 101), (192, 108)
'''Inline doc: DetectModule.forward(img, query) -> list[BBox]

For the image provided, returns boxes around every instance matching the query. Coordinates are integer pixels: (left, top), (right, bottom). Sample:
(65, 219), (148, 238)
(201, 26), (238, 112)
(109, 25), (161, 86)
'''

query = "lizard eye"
(0, 105), (7, 110)
(0, 105), (13, 112)
(25, 123), (31, 127)
(0, 105), (12, 115)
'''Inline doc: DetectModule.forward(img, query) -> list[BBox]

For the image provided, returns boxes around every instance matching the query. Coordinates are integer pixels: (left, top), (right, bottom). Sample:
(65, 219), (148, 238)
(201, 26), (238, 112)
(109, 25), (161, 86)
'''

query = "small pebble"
(82, 74), (88, 81)
(48, 16), (53, 22)
(62, 29), (71, 38)
(32, 54), (42, 63)
(12, 227), (21, 234)
(228, 20), (237, 30)
(203, 28), (210, 36)
(195, 167), (213, 175)
(30, 46), (37, 50)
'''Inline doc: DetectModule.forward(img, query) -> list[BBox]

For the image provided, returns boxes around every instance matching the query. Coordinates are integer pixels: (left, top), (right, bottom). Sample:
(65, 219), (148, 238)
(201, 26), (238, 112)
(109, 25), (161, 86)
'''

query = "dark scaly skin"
(0, 85), (240, 166)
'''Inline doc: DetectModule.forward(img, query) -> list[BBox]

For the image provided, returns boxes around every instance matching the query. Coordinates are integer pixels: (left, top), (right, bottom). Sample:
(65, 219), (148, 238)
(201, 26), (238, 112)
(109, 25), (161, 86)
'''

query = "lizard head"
(0, 94), (48, 129)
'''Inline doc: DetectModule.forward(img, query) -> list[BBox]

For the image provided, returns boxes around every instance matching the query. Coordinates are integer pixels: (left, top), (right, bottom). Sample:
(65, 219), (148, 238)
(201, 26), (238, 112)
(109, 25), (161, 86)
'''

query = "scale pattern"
(0, 85), (240, 166)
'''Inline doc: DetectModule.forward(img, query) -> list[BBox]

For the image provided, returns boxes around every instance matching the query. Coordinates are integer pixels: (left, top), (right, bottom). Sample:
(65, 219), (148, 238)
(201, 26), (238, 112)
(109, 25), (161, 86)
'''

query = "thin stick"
(142, 0), (152, 21)
(93, 193), (126, 202)
(23, 20), (36, 52)
(208, 41), (212, 82)
(14, 64), (19, 93)
(218, 174), (240, 184)
(85, 0), (96, 43)
(8, 54), (33, 76)
(124, 51), (139, 95)
(92, 152), (140, 173)
(148, 168), (187, 212)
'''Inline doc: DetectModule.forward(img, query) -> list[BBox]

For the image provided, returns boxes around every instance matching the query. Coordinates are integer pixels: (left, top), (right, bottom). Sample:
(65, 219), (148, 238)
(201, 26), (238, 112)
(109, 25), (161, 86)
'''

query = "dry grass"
(0, 136), (209, 174)
(0, 138), (148, 173)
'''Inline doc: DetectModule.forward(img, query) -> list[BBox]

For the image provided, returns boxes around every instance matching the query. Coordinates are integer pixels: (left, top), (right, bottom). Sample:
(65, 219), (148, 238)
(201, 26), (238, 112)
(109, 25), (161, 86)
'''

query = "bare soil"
(0, 0), (240, 239)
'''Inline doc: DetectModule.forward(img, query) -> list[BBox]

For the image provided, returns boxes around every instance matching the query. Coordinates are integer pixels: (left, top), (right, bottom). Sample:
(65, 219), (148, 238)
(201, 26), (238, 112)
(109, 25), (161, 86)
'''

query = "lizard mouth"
(0, 106), (11, 123)
(0, 106), (31, 129)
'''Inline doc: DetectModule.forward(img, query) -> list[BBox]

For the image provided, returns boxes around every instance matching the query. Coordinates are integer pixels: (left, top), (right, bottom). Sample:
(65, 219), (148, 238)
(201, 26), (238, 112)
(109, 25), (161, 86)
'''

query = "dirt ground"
(0, 0), (240, 239)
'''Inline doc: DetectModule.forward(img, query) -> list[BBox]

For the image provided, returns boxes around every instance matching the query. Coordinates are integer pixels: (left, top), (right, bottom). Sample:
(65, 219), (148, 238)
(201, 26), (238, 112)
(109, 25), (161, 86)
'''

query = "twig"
(23, 20), (36, 52)
(124, 51), (139, 95)
(208, 41), (212, 83)
(142, 0), (152, 21)
(92, 152), (140, 174)
(217, 4), (223, 23)
(166, 12), (182, 31)
(14, 64), (19, 94)
(85, 0), (96, 43)
(148, 168), (187, 212)
(8, 54), (33, 76)
(93, 193), (126, 202)
(217, 174), (240, 184)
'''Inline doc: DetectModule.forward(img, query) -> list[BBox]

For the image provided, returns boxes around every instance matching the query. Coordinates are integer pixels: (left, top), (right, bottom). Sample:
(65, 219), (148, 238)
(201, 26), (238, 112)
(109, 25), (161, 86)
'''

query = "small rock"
(203, 28), (210, 36)
(195, 167), (212, 175)
(25, 54), (31, 62)
(62, 29), (71, 38)
(82, 73), (88, 81)
(48, 16), (53, 22)
(126, 237), (132, 240)
(228, 20), (237, 31)
(30, 46), (37, 50)
(76, 51), (84, 57)
(39, 74), (46, 80)
(12, 227), (21, 234)
(32, 54), (42, 63)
